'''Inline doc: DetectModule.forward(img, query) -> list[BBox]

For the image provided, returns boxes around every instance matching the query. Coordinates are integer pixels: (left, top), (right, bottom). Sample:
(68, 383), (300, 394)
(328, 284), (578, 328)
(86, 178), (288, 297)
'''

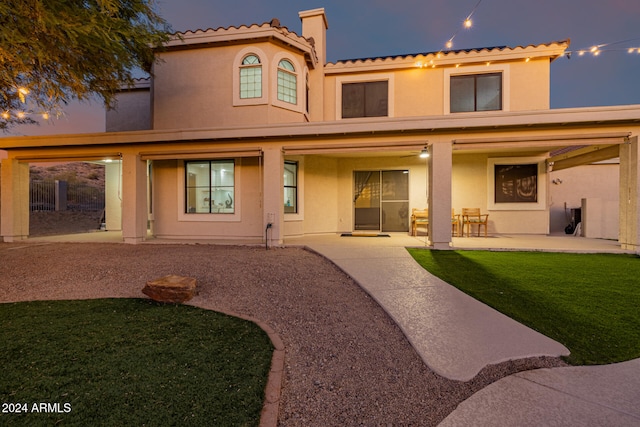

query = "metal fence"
(30, 180), (105, 212)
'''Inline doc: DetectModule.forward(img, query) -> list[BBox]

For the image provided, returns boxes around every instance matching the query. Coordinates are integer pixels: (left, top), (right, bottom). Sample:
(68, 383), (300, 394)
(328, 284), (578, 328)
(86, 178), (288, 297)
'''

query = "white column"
(262, 147), (284, 245)
(619, 137), (640, 252)
(0, 158), (30, 242)
(104, 161), (122, 231)
(428, 141), (453, 249)
(121, 152), (148, 244)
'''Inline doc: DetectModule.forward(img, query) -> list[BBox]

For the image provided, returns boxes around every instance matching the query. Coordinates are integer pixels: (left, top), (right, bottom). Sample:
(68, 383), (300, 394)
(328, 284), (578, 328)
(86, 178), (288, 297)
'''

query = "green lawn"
(0, 299), (273, 426)
(407, 249), (640, 366)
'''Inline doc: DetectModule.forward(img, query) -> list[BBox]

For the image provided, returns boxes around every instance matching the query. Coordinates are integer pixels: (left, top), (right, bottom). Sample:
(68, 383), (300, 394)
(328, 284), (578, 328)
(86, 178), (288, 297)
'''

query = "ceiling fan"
(400, 145), (430, 158)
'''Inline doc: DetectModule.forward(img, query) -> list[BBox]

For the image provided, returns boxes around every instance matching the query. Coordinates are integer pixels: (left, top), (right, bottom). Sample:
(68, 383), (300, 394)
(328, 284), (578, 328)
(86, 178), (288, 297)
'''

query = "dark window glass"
(451, 73), (502, 112)
(494, 164), (538, 203)
(284, 161), (298, 213)
(342, 81), (388, 118)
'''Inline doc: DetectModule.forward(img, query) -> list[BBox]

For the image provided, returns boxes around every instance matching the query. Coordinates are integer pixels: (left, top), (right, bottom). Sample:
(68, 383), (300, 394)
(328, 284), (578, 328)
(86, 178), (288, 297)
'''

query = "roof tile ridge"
(328, 40), (570, 65)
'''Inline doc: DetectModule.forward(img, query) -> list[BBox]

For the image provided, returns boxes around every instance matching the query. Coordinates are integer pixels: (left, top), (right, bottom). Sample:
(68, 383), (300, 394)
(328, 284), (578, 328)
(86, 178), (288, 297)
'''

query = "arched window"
(240, 54), (262, 99)
(277, 59), (297, 104)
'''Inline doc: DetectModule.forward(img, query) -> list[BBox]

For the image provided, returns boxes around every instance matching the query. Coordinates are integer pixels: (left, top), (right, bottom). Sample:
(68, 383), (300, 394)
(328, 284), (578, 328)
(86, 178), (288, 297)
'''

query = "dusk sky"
(10, 0), (640, 136)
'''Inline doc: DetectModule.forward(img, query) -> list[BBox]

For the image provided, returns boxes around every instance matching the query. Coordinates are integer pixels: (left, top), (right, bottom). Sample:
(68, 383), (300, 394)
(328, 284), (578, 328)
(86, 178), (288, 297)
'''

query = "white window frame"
(272, 53), (305, 113)
(277, 59), (297, 105)
(487, 156), (546, 211)
(177, 159), (242, 222)
(336, 73), (395, 119)
(233, 47), (268, 106)
(444, 64), (510, 114)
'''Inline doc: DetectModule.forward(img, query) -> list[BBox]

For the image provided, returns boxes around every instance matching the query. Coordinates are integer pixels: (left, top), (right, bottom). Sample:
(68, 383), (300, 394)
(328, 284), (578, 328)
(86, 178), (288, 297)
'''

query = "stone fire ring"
(142, 275), (197, 304)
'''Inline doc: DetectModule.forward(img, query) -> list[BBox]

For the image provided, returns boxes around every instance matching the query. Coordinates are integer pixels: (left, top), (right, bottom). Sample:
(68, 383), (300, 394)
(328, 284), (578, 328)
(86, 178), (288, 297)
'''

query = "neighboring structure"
(1, 8), (640, 250)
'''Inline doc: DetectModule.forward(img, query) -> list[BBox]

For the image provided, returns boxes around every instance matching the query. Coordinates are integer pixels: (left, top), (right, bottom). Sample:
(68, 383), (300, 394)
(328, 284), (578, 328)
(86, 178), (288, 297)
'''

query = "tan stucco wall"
(509, 59), (551, 110)
(549, 163), (619, 234)
(282, 154), (430, 236)
(297, 155), (340, 234)
(153, 43), (308, 130)
(453, 153), (549, 234)
(106, 89), (151, 132)
(151, 157), (264, 240)
(324, 57), (551, 121)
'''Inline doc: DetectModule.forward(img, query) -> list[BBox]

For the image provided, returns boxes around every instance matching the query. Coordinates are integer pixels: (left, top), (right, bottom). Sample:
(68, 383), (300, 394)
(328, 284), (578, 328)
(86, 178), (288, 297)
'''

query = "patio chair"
(452, 208), (461, 237)
(411, 208), (429, 236)
(461, 208), (489, 237)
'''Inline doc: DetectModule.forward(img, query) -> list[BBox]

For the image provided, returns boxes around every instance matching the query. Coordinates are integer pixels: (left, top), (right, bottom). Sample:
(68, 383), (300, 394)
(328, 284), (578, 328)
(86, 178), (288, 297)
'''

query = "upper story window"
(239, 54), (262, 99)
(277, 59), (297, 104)
(185, 160), (235, 214)
(450, 72), (502, 112)
(342, 81), (388, 118)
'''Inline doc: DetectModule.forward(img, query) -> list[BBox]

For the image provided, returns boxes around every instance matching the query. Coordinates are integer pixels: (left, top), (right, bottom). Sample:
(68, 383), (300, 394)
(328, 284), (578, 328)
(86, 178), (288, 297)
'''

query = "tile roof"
(330, 40), (571, 65)
(170, 19), (312, 50)
(165, 19), (318, 65)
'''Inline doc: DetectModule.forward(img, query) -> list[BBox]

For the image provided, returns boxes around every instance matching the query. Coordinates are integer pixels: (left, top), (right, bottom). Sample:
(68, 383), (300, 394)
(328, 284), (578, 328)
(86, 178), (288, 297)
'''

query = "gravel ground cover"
(0, 242), (565, 426)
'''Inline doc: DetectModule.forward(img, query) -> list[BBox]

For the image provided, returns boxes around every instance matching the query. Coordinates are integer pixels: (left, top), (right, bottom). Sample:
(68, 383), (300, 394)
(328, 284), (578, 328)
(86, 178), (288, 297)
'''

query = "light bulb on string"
(464, 18), (472, 28)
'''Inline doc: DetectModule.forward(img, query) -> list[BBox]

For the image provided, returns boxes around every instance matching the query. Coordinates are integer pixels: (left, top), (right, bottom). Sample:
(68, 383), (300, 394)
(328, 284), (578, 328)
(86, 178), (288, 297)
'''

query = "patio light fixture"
(419, 146), (430, 158)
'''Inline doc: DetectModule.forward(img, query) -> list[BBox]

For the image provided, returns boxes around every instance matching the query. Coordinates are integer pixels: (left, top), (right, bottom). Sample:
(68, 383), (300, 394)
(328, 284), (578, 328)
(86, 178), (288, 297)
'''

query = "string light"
(567, 37), (640, 58)
(0, 85), (56, 123)
(415, 1), (640, 72)
(442, 0), (483, 51)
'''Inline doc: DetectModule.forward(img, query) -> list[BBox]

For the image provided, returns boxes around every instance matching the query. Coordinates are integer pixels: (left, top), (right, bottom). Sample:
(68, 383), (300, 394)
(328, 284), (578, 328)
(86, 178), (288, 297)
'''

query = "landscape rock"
(142, 275), (197, 303)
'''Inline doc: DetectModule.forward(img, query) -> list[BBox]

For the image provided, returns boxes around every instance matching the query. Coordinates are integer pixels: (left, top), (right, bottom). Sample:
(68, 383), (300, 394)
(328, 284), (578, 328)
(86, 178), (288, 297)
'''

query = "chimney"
(299, 8), (328, 121)
(299, 8), (328, 65)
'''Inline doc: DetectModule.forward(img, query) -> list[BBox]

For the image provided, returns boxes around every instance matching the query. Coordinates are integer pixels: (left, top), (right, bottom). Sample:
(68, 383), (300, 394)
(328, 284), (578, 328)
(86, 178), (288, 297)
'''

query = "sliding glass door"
(354, 170), (409, 232)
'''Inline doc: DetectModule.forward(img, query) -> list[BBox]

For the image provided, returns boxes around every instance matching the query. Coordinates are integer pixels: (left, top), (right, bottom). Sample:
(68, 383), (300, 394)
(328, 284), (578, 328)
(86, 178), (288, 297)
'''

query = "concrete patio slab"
(440, 358), (640, 426)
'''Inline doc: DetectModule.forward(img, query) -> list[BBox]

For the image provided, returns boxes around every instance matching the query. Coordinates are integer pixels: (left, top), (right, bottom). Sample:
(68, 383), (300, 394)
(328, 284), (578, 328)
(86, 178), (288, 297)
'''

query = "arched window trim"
(233, 47), (269, 107)
(272, 53), (304, 114)
(240, 54), (262, 99)
(277, 59), (297, 105)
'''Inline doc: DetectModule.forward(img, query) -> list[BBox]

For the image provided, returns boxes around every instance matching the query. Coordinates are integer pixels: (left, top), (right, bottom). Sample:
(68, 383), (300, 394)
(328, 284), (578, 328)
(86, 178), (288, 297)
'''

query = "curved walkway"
(291, 233), (640, 425)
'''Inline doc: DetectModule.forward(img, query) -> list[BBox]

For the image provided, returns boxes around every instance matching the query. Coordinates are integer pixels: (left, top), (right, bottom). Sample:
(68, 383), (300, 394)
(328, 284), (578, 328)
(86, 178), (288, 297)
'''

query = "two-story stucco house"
(1, 8), (640, 250)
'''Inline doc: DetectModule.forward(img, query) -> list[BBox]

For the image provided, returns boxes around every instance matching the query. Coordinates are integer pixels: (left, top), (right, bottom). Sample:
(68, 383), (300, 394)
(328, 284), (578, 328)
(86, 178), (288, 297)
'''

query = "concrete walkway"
(294, 233), (572, 381)
(288, 233), (640, 425)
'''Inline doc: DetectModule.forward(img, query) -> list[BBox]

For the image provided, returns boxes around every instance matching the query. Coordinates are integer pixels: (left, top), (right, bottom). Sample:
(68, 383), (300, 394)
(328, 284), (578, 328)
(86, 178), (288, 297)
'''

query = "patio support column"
(619, 136), (640, 252)
(262, 147), (284, 246)
(104, 161), (122, 231)
(0, 158), (29, 242)
(120, 152), (147, 244)
(428, 141), (453, 249)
